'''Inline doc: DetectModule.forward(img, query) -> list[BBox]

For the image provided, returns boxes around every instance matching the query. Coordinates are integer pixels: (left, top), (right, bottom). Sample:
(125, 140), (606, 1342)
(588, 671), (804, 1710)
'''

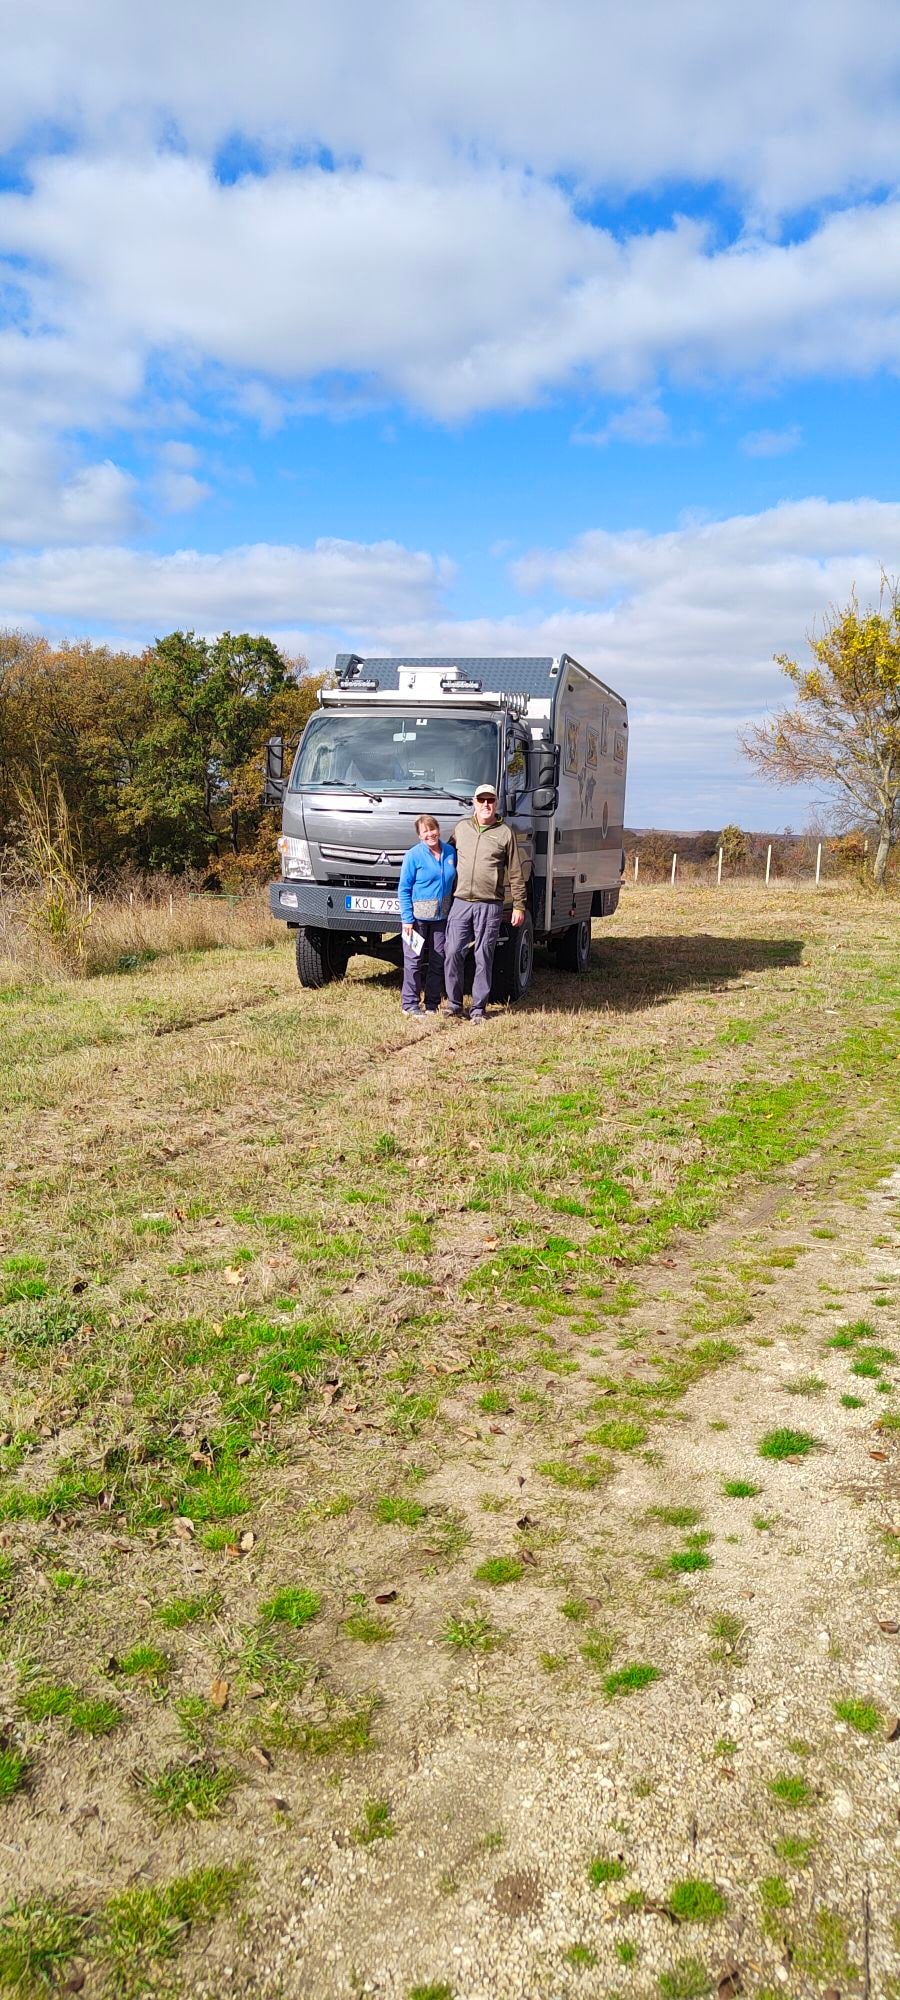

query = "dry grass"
(0, 880), (273, 979)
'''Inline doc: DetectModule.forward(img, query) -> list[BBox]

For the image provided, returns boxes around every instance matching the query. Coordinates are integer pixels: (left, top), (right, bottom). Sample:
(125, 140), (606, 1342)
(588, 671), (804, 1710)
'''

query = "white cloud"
(0, 536), (453, 629)
(741, 424), (802, 457)
(4, 0), (900, 214)
(0, 498), (887, 828)
(0, 426), (138, 544)
(577, 397), (672, 447)
(5, 156), (900, 424)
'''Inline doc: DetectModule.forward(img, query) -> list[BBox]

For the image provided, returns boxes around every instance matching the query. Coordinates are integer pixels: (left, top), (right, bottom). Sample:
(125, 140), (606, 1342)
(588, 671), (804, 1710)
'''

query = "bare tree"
(743, 580), (900, 885)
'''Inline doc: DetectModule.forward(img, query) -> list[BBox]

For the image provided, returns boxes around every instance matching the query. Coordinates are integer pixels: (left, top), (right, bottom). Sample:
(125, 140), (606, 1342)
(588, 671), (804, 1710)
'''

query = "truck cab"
(270, 653), (628, 999)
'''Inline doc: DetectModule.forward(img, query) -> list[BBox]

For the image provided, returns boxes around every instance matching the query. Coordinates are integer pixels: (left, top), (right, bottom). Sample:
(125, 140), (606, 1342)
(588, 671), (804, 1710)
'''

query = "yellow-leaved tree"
(743, 581), (900, 885)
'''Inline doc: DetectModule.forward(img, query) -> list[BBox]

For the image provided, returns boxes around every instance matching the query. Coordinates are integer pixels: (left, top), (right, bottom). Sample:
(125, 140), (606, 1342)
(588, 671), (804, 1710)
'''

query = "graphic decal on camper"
(563, 713), (580, 775)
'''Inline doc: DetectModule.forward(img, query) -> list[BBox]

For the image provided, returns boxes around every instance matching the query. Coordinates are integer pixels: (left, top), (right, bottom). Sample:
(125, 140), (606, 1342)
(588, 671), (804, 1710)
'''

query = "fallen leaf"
(172, 1517), (195, 1540)
(869, 1449), (889, 1461)
(516, 1514), (536, 1530)
(877, 1618), (899, 1634)
(520, 1549), (539, 1567)
(489, 1424), (505, 1435)
(482, 1236), (499, 1251)
(246, 1680), (266, 1700)
(374, 1590), (397, 1604)
(717, 1967), (744, 1998)
(62, 1975), (86, 1994)
(249, 1744), (274, 1770)
(71, 1803), (100, 1830)
(224, 1267), (245, 1286)
(209, 1678), (230, 1712)
(270, 1795), (290, 1812)
(239, 1529), (256, 1553)
(71, 1279), (88, 1296)
(885, 1714), (900, 1742)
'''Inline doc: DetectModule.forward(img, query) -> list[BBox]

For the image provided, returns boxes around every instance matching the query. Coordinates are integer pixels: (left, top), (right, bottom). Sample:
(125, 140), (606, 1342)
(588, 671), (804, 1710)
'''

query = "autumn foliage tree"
(0, 627), (324, 879)
(743, 582), (900, 885)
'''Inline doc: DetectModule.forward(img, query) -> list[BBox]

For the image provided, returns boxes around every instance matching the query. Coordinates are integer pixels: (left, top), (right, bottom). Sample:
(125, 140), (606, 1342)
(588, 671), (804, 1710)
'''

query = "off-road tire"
(295, 926), (350, 988)
(556, 918), (592, 973)
(491, 912), (534, 1004)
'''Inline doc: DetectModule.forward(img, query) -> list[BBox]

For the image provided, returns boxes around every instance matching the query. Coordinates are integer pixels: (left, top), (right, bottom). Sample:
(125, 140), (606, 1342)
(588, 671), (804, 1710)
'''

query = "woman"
(397, 814), (456, 1017)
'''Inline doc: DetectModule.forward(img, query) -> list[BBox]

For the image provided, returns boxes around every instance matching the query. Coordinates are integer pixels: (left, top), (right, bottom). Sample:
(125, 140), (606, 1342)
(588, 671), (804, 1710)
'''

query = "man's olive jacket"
(451, 815), (527, 912)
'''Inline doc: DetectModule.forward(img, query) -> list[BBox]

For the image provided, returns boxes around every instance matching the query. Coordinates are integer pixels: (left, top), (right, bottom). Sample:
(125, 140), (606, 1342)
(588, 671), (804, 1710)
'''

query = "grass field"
(1, 881), (899, 1999)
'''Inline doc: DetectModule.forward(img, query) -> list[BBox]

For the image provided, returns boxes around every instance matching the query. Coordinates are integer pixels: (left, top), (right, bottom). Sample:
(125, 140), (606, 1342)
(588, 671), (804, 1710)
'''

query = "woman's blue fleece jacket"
(398, 841), (457, 924)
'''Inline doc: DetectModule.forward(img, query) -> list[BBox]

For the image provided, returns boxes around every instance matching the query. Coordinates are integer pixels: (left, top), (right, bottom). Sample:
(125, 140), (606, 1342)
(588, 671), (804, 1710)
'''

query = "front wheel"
(295, 927), (350, 988)
(491, 912), (534, 1004)
(555, 918), (592, 973)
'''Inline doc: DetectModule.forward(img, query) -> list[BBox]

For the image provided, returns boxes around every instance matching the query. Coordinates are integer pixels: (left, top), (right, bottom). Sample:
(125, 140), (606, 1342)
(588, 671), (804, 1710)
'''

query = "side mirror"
(264, 734), (285, 805)
(532, 785), (558, 812)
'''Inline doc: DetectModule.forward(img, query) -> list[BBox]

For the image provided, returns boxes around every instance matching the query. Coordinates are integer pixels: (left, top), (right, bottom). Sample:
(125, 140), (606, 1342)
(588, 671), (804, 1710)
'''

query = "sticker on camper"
(599, 708), (609, 757)
(613, 729), (625, 765)
(563, 714), (580, 774)
(585, 725), (598, 768)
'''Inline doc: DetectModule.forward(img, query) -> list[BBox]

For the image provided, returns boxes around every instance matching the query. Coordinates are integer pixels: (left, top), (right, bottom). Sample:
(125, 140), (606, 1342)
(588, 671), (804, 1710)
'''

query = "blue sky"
(3, 1), (900, 827)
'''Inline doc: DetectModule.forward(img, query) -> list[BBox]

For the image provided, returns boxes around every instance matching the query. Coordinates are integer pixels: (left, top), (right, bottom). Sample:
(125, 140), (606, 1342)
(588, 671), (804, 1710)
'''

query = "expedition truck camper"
(269, 653), (628, 1003)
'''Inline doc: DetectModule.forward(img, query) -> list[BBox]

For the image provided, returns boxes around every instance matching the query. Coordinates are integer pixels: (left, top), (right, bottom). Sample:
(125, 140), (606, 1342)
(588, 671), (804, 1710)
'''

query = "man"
(444, 783), (527, 1022)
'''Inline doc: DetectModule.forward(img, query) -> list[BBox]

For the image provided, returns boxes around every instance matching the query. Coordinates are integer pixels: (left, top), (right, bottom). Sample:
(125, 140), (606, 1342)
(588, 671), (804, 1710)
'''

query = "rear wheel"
(556, 918), (591, 973)
(491, 912), (534, 1003)
(295, 927), (350, 988)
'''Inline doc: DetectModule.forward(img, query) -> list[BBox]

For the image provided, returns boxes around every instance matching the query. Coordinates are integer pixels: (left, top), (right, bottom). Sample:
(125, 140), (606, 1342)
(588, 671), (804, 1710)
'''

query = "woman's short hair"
(415, 813), (440, 836)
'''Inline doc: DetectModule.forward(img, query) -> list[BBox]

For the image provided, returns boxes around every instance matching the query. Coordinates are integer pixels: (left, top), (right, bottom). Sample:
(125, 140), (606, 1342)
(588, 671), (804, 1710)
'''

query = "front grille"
(322, 873), (400, 890)
(318, 843), (406, 866)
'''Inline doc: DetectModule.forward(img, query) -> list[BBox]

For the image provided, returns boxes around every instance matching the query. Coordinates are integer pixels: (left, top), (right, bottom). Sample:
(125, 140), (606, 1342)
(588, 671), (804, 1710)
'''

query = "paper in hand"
(408, 928), (425, 957)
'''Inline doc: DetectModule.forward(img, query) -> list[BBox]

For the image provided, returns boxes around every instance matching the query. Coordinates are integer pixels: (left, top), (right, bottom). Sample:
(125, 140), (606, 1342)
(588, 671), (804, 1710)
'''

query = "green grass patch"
(758, 1428), (819, 1461)
(588, 1856), (626, 1885)
(588, 1418), (646, 1452)
(473, 1556), (523, 1586)
(259, 1587), (321, 1629)
(443, 1612), (499, 1652)
(0, 1898), (87, 1995)
(352, 1797), (394, 1844)
(19, 1681), (120, 1737)
(374, 1495), (426, 1527)
(667, 1878), (726, 1922)
(0, 1744), (27, 1800)
(768, 1772), (814, 1808)
(156, 1590), (221, 1628)
(536, 1459), (605, 1490)
(603, 1662), (659, 1698)
(97, 1866), (241, 1998)
(833, 1697), (881, 1734)
(141, 1758), (236, 1822)
(721, 1479), (760, 1498)
(118, 1644), (170, 1683)
(343, 1612), (393, 1643)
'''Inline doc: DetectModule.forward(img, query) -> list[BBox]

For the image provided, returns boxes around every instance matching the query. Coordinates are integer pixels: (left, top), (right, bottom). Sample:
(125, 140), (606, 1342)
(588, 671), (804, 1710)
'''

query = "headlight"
(277, 835), (313, 879)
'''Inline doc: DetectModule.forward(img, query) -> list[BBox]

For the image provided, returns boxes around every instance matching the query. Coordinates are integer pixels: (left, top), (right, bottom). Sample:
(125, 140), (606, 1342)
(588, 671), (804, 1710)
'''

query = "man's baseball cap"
(472, 783), (498, 801)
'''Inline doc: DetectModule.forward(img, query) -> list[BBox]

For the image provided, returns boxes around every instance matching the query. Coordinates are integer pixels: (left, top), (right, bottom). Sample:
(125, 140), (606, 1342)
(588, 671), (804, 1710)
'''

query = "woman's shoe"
(402, 1005), (422, 1017)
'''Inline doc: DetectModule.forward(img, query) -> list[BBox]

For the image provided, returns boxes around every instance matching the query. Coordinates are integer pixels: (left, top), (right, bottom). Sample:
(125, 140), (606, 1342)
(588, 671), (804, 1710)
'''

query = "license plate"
(344, 894), (400, 914)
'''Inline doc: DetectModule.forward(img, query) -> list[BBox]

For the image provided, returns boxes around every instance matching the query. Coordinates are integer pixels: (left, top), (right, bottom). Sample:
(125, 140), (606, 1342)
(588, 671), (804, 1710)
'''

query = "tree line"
(0, 629), (323, 882)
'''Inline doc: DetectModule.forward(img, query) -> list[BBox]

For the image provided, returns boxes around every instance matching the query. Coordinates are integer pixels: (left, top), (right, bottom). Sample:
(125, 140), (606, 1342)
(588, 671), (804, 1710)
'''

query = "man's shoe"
(469, 1011), (487, 1025)
(402, 1005), (422, 1017)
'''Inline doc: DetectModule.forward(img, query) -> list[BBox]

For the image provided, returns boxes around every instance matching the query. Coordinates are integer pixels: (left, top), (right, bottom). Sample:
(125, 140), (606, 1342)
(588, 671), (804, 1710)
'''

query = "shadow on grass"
(357, 932), (805, 1015)
(523, 932), (805, 1015)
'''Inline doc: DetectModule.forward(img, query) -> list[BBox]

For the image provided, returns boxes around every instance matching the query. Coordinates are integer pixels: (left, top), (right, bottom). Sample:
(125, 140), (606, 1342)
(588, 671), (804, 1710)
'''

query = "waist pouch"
(412, 895), (444, 920)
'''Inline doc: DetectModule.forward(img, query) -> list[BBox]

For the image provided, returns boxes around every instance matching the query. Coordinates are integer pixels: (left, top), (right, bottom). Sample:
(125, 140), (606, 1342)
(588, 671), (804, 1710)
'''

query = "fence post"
(169, 891), (174, 915)
(815, 842), (822, 886)
(87, 892), (93, 915)
(717, 847), (723, 886)
(765, 842), (772, 886)
(129, 890), (133, 910)
(633, 852), (639, 883)
(670, 852), (677, 886)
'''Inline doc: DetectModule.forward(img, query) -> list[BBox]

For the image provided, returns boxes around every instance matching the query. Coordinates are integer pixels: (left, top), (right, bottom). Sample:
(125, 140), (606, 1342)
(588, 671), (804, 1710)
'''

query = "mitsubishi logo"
(376, 851), (390, 864)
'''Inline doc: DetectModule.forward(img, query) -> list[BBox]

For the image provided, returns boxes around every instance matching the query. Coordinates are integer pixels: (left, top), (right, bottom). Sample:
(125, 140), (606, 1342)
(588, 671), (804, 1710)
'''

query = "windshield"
(290, 711), (500, 795)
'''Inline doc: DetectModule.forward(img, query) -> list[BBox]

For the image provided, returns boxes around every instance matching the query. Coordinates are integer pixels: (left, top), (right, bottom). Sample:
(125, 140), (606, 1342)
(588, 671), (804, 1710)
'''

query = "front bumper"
(269, 879), (402, 932)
